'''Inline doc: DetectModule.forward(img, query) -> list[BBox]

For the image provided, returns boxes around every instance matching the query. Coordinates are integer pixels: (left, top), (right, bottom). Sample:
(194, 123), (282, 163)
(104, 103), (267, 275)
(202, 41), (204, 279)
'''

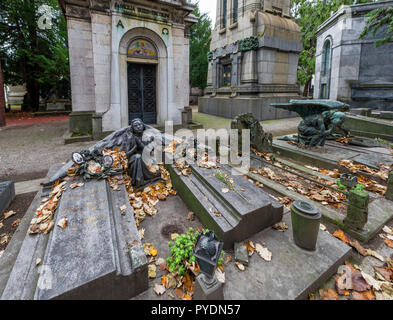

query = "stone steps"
(167, 163), (283, 249)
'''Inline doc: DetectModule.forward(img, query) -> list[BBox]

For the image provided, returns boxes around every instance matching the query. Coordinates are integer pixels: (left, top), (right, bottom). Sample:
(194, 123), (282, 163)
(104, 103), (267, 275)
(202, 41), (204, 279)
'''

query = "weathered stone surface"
(246, 154), (393, 243)
(224, 212), (352, 300)
(1, 176), (147, 300)
(343, 114), (393, 143)
(231, 113), (273, 153)
(0, 181), (15, 215)
(194, 275), (224, 300)
(234, 242), (249, 266)
(386, 172), (393, 201)
(167, 163), (283, 249)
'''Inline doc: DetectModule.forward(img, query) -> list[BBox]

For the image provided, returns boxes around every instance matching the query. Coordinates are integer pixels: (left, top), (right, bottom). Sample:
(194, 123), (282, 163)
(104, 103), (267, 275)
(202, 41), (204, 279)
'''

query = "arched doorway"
(118, 28), (168, 127)
(127, 38), (158, 124)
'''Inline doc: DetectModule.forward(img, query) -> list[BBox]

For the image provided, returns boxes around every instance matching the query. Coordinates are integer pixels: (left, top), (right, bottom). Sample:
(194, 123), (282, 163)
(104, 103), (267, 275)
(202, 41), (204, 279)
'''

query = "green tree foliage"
(291, 0), (372, 96)
(360, 6), (393, 47)
(0, 0), (69, 112)
(189, 4), (212, 89)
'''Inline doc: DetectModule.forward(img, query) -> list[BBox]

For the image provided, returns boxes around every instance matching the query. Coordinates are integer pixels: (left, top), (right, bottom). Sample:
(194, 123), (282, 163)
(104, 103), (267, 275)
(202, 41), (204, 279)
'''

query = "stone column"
(65, 6), (96, 134)
(344, 188), (369, 230)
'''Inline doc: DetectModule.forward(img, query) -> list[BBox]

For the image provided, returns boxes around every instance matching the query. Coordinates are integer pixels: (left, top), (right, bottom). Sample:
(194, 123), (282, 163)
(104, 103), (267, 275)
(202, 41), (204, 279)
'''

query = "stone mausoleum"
(58, 0), (197, 136)
(199, 0), (302, 120)
(314, 1), (393, 110)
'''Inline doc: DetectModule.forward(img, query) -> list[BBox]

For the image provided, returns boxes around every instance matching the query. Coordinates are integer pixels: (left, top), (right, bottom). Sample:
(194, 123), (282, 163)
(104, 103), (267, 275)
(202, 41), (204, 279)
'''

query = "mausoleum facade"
(199, 0), (302, 120)
(314, 1), (393, 110)
(59, 0), (197, 136)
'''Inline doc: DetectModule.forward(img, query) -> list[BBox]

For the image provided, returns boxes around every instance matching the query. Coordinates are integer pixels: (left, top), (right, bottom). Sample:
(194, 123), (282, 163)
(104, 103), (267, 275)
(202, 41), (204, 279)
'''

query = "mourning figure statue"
(270, 100), (350, 148)
(43, 118), (163, 187)
(297, 110), (347, 148)
(125, 118), (161, 188)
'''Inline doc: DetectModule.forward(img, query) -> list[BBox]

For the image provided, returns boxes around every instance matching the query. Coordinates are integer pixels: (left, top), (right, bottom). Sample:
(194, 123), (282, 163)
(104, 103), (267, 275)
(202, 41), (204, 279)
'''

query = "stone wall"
(314, 1), (393, 111)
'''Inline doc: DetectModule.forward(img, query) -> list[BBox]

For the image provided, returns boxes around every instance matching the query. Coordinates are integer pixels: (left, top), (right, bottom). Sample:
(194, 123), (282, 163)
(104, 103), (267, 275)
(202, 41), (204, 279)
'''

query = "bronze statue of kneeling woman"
(125, 118), (160, 188)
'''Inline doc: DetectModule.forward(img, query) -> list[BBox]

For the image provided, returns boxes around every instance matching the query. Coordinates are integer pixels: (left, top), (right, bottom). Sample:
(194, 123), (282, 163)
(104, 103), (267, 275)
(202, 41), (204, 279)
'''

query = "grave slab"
(239, 156), (393, 243)
(1, 175), (148, 300)
(223, 212), (352, 300)
(0, 181), (15, 215)
(273, 137), (393, 174)
(167, 163), (283, 249)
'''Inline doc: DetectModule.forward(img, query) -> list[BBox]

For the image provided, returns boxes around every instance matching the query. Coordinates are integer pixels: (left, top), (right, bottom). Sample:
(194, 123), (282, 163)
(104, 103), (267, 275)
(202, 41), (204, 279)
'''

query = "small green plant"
(353, 183), (365, 191)
(167, 227), (199, 275)
(215, 169), (250, 203)
(375, 137), (393, 148)
(336, 179), (347, 190)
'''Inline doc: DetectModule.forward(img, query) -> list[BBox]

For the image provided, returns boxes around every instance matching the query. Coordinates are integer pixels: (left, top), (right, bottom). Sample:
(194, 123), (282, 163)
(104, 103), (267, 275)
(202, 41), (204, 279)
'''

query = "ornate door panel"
(127, 63), (157, 124)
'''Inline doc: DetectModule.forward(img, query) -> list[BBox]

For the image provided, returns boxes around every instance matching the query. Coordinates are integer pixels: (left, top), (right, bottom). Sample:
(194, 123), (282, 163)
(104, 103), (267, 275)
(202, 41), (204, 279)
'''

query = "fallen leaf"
(11, 219), (21, 228)
(319, 289), (339, 300)
(0, 234), (9, 245)
(244, 240), (255, 256)
(374, 266), (393, 282)
(235, 261), (245, 271)
(175, 288), (184, 299)
(184, 271), (194, 293)
(153, 283), (166, 295)
(187, 212), (194, 221)
(148, 264), (157, 278)
(183, 294), (192, 300)
(166, 273), (177, 289)
(221, 188), (229, 193)
(384, 239), (393, 249)
(255, 243), (272, 261)
(57, 217), (68, 229)
(150, 247), (158, 257)
(383, 225), (393, 235)
(4, 210), (16, 219)
(0, 222), (3, 229)
(272, 221), (288, 232)
(215, 268), (225, 283)
(352, 290), (375, 300)
(166, 292), (174, 299)
(344, 262), (371, 292)
(138, 228), (145, 240)
(171, 233), (179, 240)
(333, 229), (350, 243)
(35, 258), (42, 266)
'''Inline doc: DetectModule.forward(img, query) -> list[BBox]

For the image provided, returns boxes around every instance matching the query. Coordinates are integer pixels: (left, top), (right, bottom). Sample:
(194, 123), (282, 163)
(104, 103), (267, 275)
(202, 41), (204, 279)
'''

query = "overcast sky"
(197, 0), (216, 24)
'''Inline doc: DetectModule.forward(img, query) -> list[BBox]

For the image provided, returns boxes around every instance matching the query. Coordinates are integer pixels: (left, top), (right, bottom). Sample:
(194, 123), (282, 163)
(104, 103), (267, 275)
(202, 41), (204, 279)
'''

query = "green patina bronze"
(270, 99), (350, 148)
(238, 36), (259, 52)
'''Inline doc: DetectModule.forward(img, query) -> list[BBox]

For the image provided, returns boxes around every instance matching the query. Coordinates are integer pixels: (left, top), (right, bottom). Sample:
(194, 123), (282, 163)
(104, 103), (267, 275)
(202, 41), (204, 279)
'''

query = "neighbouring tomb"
(314, 1), (393, 110)
(271, 99), (349, 148)
(199, 0), (302, 121)
(0, 181), (15, 215)
(59, 0), (197, 136)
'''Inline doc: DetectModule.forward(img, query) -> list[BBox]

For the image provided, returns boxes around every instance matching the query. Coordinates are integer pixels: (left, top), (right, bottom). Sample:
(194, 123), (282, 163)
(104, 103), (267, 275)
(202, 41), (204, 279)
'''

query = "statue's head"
(130, 118), (145, 134)
(322, 111), (346, 125)
(331, 111), (346, 125)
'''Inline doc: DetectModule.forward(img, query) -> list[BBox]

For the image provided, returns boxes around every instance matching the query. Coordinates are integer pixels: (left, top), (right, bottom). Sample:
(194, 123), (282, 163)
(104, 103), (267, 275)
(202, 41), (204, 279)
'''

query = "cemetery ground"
(1, 111), (393, 300)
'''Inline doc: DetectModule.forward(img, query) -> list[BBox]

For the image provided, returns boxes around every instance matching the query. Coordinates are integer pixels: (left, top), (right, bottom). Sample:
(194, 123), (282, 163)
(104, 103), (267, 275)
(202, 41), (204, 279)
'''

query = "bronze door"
(127, 63), (157, 124)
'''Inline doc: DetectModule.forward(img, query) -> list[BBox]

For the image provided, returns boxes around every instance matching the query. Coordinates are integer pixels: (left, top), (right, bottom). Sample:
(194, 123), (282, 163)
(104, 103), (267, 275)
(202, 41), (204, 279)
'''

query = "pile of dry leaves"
(28, 181), (67, 235)
(315, 227), (393, 300)
(317, 259), (393, 300)
(339, 159), (390, 182)
(249, 165), (346, 209)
